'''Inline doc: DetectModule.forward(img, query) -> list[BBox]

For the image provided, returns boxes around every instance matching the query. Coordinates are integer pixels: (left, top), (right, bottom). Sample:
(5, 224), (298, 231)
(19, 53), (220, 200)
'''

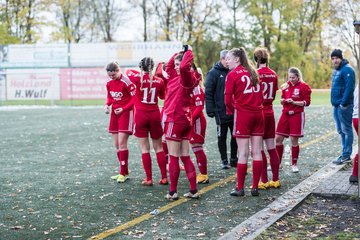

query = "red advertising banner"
(60, 68), (108, 100)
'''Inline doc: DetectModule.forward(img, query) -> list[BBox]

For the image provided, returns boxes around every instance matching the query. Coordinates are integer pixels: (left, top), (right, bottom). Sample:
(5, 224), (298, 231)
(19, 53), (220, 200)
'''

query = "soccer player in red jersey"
(104, 62), (136, 183)
(254, 47), (281, 189)
(126, 57), (168, 186)
(275, 67), (312, 173)
(224, 47), (264, 197)
(189, 73), (209, 184)
(163, 45), (199, 200)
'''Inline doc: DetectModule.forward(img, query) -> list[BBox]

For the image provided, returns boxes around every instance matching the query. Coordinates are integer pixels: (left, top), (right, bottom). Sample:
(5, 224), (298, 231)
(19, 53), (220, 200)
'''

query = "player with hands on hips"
(104, 61), (136, 183)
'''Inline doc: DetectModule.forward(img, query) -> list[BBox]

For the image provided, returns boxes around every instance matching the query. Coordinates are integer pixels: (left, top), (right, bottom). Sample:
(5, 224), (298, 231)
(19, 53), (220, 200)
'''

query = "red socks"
(180, 156), (197, 192)
(156, 151), (168, 179)
(169, 155), (180, 192)
(252, 160), (263, 189)
(236, 163), (247, 190)
(117, 150), (129, 176)
(292, 145), (299, 165)
(276, 144), (284, 164)
(192, 146), (207, 175)
(162, 141), (169, 162)
(141, 153), (152, 181)
(268, 148), (280, 181)
(260, 150), (268, 183)
(352, 154), (358, 177)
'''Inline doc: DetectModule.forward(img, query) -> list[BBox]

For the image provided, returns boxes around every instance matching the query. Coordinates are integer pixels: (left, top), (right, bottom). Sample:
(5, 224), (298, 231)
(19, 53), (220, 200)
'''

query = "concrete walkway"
(219, 160), (359, 240)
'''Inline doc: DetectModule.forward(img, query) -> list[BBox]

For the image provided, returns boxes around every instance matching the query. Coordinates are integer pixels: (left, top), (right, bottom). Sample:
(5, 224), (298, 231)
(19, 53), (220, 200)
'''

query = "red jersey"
(258, 67), (278, 114)
(281, 80), (311, 115)
(224, 65), (263, 114)
(126, 69), (165, 111)
(190, 85), (205, 122)
(106, 74), (135, 111)
(163, 50), (199, 123)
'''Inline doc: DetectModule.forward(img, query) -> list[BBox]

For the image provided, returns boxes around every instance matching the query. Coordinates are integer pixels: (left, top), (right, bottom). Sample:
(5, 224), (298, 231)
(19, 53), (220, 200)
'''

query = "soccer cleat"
(196, 174), (209, 184)
(251, 188), (259, 196)
(158, 178), (169, 185)
(165, 192), (179, 201)
(142, 179), (153, 186)
(183, 191), (200, 199)
(116, 174), (129, 183)
(349, 175), (358, 184)
(111, 174), (120, 180)
(258, 181), (269, 190)
(291, 165), (299, 173)
(268, 180), (281, 188)
(230, 188), (245, 197)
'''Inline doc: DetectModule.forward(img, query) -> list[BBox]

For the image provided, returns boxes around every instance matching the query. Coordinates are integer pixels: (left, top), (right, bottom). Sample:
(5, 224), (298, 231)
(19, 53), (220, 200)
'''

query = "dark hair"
(253, 47), (270, 67)
(229, 47), (259, 86)
(139, 57), (154, 72)
(139, 57), (155, 88)
(174, 52), (184, 62)
(106, 61), (120, 72)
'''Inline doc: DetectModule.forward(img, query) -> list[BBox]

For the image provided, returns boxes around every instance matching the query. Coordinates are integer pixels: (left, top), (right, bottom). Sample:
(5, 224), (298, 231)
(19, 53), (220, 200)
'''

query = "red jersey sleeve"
(121, 75), (136, 111)
(224, 73), (235, 115)
(180, 50), (197, 88)
(105, 81), (113, 106)
(165, 53), (178, 80)
(302, 83), (312, 106)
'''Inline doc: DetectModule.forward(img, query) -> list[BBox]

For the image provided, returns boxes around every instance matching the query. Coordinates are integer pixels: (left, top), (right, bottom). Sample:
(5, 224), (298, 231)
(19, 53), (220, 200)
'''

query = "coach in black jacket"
(205, 50), (238, 169)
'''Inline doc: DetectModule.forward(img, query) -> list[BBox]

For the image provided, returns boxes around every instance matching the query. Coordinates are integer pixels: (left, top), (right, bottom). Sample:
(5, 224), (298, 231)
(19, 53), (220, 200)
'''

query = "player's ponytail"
(139, 57), (155, 88)
(230, 47), (259, 86)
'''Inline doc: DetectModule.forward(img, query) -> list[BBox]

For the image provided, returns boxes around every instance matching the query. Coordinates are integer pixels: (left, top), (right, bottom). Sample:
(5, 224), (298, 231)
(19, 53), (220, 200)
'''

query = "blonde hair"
(281, 67), (304, 90)
(229, 47), (259, 86)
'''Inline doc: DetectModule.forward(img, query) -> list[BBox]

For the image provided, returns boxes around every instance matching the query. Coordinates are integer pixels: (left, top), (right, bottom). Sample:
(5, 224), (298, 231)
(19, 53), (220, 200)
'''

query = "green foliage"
(0, 24), (20, 44)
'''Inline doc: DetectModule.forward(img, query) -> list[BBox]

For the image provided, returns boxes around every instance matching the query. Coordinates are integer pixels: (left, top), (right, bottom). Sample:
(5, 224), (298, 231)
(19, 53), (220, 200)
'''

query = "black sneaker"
(222, 160), (230, 169)
(336, 156), (351, 165)
(332, 156), (342, 164)
(251, 188), (259, 196)
(230, 188), (245, 197)
(349, 175), (358, 184)
(230, 158), (238, 167)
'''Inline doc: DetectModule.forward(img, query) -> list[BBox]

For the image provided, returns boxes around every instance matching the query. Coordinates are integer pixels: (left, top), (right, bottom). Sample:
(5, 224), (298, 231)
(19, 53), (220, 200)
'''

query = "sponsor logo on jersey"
(110, 91), (123, 100)
(236, 130), (240, 134)
(172, 134), (177, 138)
(220, 74), (224, 78)
(294, 89), (299, 95)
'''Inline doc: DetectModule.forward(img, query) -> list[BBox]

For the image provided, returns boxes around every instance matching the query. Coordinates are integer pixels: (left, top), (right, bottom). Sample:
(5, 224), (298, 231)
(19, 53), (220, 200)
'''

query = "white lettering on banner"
(60, 68), (108, 100)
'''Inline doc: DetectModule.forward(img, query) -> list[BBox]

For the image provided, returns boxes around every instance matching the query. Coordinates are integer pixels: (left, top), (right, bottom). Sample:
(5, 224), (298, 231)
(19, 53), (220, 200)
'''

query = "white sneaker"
(291, 165), (299, 173)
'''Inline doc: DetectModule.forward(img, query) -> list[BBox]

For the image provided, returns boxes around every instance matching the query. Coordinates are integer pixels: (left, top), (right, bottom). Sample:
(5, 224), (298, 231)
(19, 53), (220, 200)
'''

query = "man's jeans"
(333, 105), (354, 158)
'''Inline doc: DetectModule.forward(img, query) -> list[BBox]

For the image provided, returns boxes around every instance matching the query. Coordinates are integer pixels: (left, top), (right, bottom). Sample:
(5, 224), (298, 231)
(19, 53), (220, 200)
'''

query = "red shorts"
(233, 110), (264, 138)
(164, 121), (192, 142)
(134, 109), (163, 139)
(189, 115), (206, 144)
(263, 112), (276, 139)
(108, 109), (134, 134)
(276, 112), (305, 137)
